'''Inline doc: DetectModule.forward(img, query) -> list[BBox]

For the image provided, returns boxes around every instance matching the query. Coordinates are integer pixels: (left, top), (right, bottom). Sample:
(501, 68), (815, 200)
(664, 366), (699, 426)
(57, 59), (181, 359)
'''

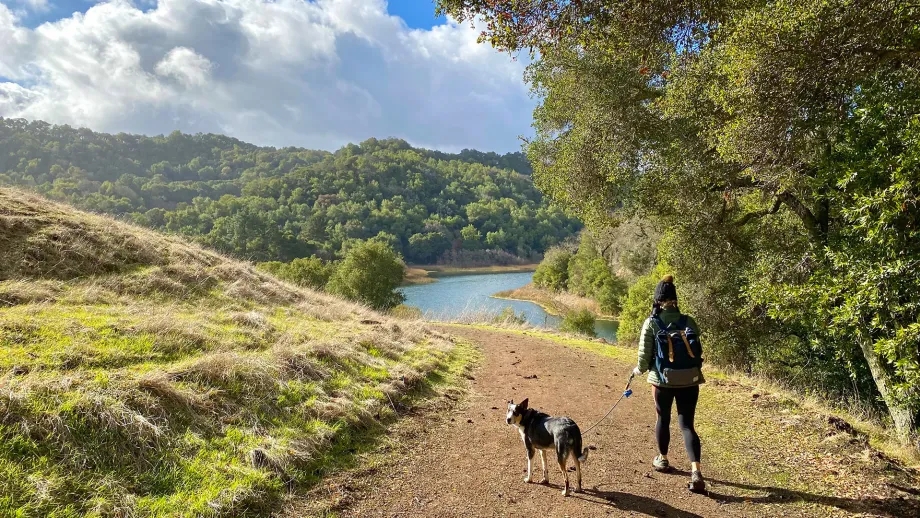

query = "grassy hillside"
(0, 188), (472, 517)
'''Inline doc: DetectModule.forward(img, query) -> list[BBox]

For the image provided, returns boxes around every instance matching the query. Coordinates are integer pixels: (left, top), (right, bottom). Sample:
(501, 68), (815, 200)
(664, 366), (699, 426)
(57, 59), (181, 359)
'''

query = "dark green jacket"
(636, 307), (706, 388)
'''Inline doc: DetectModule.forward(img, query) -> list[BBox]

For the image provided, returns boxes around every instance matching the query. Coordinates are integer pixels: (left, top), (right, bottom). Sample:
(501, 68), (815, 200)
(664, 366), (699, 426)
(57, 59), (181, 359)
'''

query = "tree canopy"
(437, 0), (920, 440)
(326, 240), (407, 311)
(0, 118), (578, 264)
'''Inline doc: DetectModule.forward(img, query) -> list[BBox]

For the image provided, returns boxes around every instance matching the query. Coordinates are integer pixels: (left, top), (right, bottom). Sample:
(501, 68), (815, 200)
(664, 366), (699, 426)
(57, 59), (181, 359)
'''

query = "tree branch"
(735, 197), (782, 227)
(777, 191), (824, 241)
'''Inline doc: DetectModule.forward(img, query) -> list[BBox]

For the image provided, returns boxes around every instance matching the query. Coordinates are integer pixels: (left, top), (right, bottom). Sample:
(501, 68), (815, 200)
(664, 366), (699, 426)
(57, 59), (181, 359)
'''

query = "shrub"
(558, 232), (628, 313)
(560, 308), (596, 337)
(595, 280), (627, 314)
(491, 306), (528, 325)
(326, 240), (406, 310)
(258, 256), (335, 290)
(533, 247), (572, 291)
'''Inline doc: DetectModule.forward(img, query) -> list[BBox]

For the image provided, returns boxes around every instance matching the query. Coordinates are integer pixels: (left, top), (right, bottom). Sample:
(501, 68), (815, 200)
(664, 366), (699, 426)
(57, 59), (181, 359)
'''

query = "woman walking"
(632, 275), (707, 493)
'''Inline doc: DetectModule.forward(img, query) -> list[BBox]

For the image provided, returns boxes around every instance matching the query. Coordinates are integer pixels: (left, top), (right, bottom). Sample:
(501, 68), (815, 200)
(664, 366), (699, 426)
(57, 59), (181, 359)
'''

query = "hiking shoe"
(689, 470), (706, 493)
(652, 455), (672, 472)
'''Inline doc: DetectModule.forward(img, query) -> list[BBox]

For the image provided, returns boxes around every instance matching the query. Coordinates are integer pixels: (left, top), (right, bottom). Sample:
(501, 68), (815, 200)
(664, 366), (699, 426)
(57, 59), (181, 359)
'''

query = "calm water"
(399, 271), (618, 341)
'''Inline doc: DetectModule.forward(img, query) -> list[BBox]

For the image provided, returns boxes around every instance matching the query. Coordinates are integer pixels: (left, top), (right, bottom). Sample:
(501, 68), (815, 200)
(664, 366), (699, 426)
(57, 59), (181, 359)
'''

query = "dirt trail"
(296, 326), (918, 518)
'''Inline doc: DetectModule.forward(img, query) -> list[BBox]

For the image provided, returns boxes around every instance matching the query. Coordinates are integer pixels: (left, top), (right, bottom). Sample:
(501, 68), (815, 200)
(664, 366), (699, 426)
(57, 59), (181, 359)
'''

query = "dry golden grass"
(0, 187), (471, 517)
(493, 282), (616, 319)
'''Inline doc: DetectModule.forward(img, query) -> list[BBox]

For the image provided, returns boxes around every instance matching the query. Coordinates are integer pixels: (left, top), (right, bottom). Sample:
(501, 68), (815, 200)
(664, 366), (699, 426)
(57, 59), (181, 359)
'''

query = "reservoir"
(399, 271), (618, 341)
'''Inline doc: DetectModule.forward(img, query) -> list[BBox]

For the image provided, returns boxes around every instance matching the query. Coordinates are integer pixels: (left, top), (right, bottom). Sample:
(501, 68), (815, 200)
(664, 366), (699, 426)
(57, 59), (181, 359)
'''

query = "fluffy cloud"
(0, 0), (534, 152)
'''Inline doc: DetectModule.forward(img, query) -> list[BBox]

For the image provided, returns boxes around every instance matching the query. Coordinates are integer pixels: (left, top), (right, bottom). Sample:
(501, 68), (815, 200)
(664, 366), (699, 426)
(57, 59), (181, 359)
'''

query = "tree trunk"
(857, 334), (918, 443)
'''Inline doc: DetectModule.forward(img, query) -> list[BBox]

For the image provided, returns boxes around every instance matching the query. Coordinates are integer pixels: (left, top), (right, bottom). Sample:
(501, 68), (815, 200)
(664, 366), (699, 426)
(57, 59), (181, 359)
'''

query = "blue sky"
(387, 0), (446, 30)
(19, 0), (448, 29)
(14, 0), (100, 27)
(0, 0), (533, 153)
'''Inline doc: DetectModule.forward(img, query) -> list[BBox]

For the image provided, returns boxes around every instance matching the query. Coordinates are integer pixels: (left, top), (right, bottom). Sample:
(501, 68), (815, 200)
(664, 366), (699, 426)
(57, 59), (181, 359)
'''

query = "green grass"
(290, 338), (479, 488)
(456, 324), (634, 362)
(0, 189), (475, 518)
(0, 297), (466, 517)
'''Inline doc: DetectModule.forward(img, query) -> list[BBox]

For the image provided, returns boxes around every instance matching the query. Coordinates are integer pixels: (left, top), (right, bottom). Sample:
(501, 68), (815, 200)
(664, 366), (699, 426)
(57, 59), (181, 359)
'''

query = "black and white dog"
(506, 398), (588, 496)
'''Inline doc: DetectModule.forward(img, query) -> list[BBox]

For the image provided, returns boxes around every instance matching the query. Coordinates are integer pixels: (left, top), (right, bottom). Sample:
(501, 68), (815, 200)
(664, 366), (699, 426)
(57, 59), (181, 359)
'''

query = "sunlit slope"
(0, 187), (462, 517)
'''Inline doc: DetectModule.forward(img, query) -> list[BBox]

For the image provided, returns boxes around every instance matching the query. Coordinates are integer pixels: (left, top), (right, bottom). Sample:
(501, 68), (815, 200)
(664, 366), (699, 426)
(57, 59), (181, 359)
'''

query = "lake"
(399, 271), (619, 341)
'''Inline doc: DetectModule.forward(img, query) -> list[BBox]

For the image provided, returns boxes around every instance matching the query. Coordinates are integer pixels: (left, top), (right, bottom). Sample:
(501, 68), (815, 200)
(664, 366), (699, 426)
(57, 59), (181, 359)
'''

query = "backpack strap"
(651, 316), (675, 362)
(676, 315), (695, 359)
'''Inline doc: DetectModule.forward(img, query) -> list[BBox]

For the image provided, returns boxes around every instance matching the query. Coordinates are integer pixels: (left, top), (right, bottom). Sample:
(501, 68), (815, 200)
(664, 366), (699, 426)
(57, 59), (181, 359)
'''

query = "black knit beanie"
(653, 275), (677, 303)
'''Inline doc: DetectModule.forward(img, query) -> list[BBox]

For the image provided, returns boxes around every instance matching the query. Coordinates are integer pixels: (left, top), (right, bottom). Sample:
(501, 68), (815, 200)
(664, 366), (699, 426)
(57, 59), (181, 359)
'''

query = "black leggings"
(654, 385), (701, 463)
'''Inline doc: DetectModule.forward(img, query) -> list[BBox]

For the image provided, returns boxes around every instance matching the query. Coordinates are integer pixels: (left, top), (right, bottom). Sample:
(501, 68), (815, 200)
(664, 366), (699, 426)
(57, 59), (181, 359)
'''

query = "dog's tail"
(578, 447), (589, 462)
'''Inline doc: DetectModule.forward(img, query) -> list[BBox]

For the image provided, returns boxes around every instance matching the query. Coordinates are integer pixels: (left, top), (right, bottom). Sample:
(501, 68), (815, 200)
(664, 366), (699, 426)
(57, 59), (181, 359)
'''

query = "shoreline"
(492, 284), (619, 321)
(490, 293), (565, 318)
(402, 263), (539, 286)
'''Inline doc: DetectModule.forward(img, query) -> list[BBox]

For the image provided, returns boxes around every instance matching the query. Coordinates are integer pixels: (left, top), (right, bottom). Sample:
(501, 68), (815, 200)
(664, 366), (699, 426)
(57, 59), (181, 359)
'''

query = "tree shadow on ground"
(670, 472), (919, 517)
(564, 484), (704, 518)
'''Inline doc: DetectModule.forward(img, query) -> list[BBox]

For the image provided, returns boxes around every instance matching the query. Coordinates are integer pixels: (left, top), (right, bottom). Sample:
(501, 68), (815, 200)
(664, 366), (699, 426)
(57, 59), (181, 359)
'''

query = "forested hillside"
(0, 118), (575, 263)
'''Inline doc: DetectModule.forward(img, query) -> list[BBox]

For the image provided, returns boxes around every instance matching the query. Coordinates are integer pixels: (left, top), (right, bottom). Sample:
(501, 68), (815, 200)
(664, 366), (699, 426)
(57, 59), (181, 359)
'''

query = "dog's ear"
(519, 398), (529, 409)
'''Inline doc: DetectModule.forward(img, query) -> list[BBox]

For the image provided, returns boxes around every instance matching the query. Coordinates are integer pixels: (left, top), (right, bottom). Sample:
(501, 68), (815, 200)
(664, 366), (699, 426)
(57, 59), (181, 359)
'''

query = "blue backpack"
(651, 315), (703, 386)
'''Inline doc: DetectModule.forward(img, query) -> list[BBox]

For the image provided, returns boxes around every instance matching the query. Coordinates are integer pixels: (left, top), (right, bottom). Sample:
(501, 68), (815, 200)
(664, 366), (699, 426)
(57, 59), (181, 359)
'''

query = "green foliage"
(0, 121), (581, 264)
(594, 279), (627, 315)
(617, 265), (668, 347)
(460, 224), (483, 250)
(439, 0), (920, 435)
(257, 256), (335, 290)
(408, 232), (452, 264)
(536, 232), (628, 314)
(746, 74), (920, 425)
(532, 247), (571, 291)
(560, 308), (597, 337)
(566, 237), (628, 314)
(326, 240), (407, 310)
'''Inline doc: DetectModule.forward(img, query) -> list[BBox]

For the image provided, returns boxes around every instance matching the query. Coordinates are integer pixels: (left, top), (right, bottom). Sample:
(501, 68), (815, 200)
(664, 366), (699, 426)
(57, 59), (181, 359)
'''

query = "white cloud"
(0, 0), (534, 152)
(155, 47), (213, 87)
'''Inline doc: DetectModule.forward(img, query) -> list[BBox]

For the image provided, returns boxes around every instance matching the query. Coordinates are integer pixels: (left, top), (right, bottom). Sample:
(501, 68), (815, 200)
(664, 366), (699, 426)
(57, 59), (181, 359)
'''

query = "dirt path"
(293, 326), (919, 518)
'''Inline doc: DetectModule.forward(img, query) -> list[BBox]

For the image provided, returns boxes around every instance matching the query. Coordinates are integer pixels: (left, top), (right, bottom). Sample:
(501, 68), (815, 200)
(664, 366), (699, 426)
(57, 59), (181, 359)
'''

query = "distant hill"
(0, 187), (467, 515)
(0, 118), (574, 264)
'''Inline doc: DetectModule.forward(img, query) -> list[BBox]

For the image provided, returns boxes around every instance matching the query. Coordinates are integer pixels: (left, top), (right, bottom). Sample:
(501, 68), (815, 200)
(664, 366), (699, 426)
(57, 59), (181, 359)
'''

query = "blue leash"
(581, 371), (635, 434)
